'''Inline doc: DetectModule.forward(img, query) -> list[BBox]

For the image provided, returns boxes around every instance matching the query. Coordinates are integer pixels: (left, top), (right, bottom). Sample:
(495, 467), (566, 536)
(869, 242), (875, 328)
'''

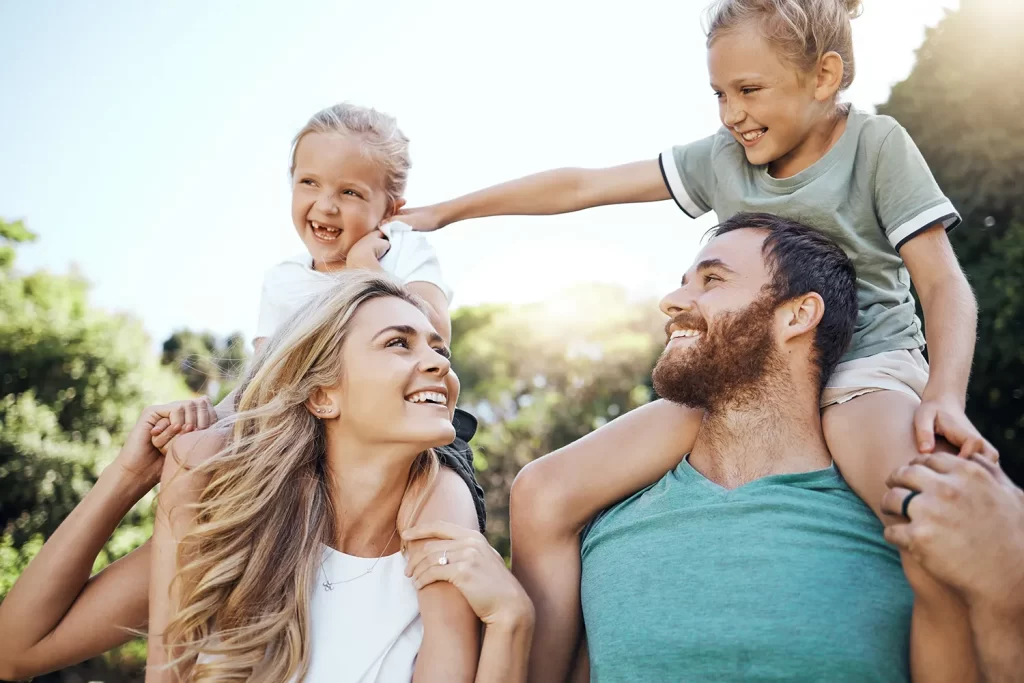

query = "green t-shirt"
(580, 458), (913, 682)
(659, 106), (960, 362)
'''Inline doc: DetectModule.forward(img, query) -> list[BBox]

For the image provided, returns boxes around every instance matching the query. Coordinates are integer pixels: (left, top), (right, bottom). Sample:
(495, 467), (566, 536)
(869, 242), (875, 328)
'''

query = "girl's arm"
(0, 402), (212, 680)
(146, 430), (222, 682)
(401, 160), (670, 232)
(900, 225), (996, 458)
(406, 281), (452, 344)
(405, 520), (535, 683)
(407, 468), (483, 682)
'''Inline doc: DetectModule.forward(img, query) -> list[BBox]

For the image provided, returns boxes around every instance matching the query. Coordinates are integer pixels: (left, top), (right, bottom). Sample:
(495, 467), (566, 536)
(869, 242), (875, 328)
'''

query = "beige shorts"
(820, 348), (930, 409)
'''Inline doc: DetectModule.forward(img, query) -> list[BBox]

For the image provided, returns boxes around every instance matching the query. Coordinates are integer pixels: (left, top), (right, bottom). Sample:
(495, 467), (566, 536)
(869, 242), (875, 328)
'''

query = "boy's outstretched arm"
(401, 160), (669, 231)
(509, 399), (702, 682)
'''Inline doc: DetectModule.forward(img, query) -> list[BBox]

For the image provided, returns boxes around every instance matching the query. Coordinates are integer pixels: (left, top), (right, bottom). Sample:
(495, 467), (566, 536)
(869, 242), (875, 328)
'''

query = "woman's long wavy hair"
(163, 272), (440, 682)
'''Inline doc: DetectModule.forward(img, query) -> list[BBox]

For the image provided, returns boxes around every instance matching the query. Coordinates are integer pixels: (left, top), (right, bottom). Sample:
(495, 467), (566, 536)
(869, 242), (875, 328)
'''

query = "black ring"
(901, 490), (920, 519)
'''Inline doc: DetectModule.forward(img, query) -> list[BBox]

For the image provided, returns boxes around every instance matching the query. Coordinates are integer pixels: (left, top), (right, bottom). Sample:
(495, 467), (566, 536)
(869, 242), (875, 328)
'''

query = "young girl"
(247, 102), (485, 532)
(402, 1), (992, 680)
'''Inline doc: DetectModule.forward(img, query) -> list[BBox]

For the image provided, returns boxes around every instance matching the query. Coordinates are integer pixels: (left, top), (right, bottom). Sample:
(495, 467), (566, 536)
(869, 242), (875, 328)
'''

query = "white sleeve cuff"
(659, 149), (705, 219)
(887, 200), (961, 250)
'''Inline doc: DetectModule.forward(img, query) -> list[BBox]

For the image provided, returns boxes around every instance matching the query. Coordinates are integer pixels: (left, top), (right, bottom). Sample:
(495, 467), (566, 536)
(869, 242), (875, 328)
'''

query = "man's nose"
(660, 286), (697, 317)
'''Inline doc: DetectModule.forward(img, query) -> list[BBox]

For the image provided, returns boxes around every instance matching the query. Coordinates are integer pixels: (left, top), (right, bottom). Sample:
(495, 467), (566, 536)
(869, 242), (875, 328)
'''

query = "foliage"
(0, 218), (187, 679)
(451, 284), (664, 556)
(878, 0), (1024, 483)
(161, 328), (248, 400)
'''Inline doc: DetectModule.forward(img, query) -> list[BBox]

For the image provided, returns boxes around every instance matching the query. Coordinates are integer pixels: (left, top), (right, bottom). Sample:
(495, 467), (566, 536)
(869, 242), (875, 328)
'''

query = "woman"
(0, 273), (533, 682)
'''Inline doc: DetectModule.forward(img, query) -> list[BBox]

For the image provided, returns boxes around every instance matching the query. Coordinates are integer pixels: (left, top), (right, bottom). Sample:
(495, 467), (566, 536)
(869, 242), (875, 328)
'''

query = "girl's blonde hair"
(164, 272), (439, 682)
(705, 0), (863, 91)
(289, 103), (412, 211)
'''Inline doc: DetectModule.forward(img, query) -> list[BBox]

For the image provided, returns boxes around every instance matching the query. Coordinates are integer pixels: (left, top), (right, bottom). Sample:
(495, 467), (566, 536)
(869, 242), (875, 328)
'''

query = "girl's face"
(322, 296), (457, 450)
(708, 22), (832, 176)
(291, 133), (393, 270)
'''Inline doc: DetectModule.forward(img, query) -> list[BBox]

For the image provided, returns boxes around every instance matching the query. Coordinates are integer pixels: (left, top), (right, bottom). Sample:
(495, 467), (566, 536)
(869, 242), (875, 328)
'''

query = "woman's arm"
(146, 430), (222, 682)
(407, 468), (483, 682)
(400, 160), (669, 232)
(0, 401), (213, 680)
(405, 521), (535, 683)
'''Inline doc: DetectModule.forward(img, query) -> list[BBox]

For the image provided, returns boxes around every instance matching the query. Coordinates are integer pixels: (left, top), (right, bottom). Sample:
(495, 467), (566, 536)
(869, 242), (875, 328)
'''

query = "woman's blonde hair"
(705, 0), (863, 91)
(164, 272), (439, 682)
(289, 103), (412, 212)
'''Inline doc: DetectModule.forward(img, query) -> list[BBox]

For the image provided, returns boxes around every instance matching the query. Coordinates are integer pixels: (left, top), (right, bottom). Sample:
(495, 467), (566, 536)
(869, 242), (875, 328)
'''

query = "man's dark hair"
(709, 212), (858, 393)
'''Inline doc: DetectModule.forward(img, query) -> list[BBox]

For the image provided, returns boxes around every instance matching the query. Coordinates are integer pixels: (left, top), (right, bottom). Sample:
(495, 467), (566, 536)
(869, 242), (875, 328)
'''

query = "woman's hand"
(118, 398), (217, 490)
(403, 521), (534, 628)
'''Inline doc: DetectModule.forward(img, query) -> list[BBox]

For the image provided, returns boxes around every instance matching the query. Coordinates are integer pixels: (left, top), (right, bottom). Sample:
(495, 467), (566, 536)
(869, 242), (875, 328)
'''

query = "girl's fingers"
(151, 417), (171, 435)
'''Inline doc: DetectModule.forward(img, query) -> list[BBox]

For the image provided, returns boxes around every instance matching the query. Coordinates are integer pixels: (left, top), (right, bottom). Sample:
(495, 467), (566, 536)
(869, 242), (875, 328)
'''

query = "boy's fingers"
(913, 405), (937, 453)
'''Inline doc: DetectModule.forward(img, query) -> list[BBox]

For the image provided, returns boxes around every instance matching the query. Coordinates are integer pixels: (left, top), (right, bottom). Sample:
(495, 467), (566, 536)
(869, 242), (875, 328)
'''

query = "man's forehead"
(688, 228), (769, 277)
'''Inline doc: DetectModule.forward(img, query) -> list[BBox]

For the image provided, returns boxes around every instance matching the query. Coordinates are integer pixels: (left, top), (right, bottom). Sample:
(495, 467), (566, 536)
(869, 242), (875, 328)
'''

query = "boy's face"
(291, 132), (391, 271)
(707, 22), (824, 176)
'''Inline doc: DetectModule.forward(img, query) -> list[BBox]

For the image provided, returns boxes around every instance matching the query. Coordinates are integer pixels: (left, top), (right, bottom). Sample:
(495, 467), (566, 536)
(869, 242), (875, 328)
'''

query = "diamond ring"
(438, 550), (448, 566)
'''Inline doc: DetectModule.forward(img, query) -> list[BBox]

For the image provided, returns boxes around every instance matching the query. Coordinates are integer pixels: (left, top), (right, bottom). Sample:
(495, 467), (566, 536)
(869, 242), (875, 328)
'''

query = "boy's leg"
(823, 390), (979, 683)
(434, 408), (486, 533)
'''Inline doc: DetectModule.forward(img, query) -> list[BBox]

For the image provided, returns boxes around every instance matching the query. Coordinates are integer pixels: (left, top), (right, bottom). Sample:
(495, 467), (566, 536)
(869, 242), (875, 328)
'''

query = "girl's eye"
(386, 337), (409, 350)
(300, 178), (316, 187)
(343, 189), (363, 199)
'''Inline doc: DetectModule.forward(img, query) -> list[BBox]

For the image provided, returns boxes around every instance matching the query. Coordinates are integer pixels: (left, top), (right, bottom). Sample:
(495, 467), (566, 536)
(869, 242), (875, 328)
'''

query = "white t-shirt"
(255, 222), (451, 340)
(199, 547), (422, 682)
(304, 547), (422, 682)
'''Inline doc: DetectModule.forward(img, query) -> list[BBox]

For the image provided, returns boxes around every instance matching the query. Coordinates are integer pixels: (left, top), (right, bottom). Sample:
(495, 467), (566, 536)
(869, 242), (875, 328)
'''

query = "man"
(511, 213), (914, 681)
(884, 453), (1024, 682)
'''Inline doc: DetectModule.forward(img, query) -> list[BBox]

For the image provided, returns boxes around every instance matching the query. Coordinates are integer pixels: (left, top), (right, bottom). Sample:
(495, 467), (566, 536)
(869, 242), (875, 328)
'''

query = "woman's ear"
(305, 387), (337, 419)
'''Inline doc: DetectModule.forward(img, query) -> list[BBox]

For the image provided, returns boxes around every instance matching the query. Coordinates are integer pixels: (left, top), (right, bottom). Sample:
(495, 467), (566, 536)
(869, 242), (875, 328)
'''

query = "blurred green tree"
(0, 218), (188, 677)
(451, 284), (664, 556)
(878, 0), (1024, 483)
(161, 329), (248, 400)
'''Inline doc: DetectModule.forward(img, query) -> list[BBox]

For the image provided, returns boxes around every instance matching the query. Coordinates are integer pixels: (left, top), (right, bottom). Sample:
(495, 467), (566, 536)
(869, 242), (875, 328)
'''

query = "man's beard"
(652, 293), (785, 413)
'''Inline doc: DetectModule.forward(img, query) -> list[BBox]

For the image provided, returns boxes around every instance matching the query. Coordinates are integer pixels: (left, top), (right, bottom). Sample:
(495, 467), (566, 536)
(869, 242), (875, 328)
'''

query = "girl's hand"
(346, 229), (391, 272)
(914, 393), (998, 460)
(397, 206), (445, 233)
(119, 398), (217, 489)
(403, 521), (534, 628)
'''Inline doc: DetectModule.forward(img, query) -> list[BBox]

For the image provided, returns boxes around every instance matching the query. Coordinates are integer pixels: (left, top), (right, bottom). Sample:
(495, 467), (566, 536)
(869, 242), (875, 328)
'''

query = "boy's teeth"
(742, 129), (766, 141)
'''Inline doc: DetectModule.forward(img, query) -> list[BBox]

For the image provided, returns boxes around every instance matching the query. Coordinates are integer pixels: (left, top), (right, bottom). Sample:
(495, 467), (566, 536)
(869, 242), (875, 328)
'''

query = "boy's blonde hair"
(289, 103), (412, 211)
(705, 0), (863, 92)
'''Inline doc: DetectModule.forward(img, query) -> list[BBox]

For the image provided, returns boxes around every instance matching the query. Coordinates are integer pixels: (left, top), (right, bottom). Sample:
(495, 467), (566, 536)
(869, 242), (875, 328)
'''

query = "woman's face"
(323, 296), (457, 449)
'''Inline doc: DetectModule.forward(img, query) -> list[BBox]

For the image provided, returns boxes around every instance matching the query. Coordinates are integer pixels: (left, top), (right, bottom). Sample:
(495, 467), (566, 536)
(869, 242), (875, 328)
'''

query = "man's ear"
(779, 292), (825, 342)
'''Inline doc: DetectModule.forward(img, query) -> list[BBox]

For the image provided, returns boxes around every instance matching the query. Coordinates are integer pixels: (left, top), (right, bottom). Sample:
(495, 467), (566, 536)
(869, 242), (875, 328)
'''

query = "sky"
(1, 0), (958, 348)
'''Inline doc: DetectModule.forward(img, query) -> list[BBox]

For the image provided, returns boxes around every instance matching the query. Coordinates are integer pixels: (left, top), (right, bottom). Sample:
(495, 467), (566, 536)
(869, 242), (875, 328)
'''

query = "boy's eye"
(300, 178), (316, 187)
(343, 189), (364, 199)
(713, 91), (724, 99)
(741, 87), (759, 95)
(703, 273), (722, 284)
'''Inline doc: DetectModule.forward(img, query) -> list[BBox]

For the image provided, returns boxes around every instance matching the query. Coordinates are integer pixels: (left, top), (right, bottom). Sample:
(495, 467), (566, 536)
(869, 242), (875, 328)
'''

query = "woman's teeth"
(406, 391), (447, 405)
(742, 128), (767, 142)
(311, 221), (341, 242)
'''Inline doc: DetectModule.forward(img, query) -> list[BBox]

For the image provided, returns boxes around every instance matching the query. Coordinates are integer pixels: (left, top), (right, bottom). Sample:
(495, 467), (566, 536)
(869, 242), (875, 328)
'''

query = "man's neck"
(688, 393), (831, 489)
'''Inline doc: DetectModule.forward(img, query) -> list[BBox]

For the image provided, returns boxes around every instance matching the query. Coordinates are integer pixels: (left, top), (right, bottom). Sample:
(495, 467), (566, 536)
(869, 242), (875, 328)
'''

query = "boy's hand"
(347, 229), (391, 271)
(914, 392), (998, 460)
(118, 398), (217, 489)
(397, 206), (445, 232)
